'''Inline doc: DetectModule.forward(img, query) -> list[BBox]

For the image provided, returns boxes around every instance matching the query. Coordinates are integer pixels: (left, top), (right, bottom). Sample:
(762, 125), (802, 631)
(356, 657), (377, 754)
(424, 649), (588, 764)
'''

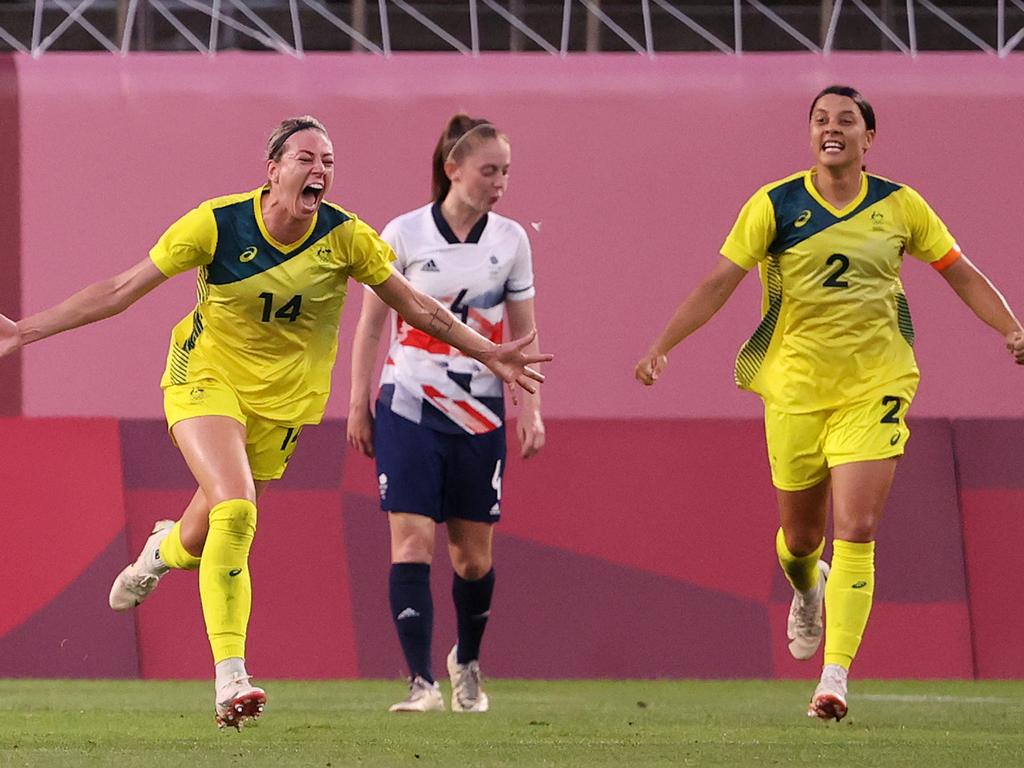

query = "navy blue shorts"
(374, 402), (506, 523)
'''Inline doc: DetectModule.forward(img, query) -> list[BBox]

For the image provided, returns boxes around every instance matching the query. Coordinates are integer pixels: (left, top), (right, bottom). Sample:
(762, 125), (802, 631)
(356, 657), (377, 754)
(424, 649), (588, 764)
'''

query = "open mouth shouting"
(300, 182), (325, 214)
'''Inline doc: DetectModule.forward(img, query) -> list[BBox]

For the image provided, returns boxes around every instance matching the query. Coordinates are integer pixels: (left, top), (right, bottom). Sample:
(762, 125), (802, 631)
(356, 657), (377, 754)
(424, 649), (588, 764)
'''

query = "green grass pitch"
(1, 679), (1022, 767)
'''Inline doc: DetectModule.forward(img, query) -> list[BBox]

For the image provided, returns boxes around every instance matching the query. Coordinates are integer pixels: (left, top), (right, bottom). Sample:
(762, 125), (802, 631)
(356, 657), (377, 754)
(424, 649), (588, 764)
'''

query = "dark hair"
(809, 85), (876, 131)
(267, 115), (329, 161)
(431, 114), (507, 202)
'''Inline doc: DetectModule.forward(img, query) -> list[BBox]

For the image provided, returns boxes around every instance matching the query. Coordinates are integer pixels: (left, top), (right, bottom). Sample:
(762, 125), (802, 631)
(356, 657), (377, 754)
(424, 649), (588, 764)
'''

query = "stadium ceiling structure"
(3, 1), (1024, 58)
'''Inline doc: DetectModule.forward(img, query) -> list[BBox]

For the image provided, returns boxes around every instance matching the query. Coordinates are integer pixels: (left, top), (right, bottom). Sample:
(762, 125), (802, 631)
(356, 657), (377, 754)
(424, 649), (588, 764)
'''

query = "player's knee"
(209, 498), (258, 534)
(204, 479), (257, 509)
(393, 537), (433, 564)
(452, 553), (492, 581)
(784, 531), (823, 558)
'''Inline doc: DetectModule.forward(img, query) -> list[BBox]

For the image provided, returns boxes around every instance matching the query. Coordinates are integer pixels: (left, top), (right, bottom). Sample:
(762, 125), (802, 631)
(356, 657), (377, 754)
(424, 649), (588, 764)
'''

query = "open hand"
(479, 329), (552, 406)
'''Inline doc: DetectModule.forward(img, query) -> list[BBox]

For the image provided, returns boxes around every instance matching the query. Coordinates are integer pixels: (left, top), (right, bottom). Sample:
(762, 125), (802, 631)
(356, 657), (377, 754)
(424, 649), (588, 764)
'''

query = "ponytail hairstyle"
(431, 114), (507, 202)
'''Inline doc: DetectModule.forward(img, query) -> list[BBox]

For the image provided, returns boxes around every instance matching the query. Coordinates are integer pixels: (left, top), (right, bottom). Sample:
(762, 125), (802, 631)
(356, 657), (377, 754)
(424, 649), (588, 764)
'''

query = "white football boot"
(787, 561), (830, 660)
(447, 645), (489, 713)
(807, 663), (849, 722)
(108, 519), (175, 611)
(389, 675), (445, 712)
(215, 674), (267, 730)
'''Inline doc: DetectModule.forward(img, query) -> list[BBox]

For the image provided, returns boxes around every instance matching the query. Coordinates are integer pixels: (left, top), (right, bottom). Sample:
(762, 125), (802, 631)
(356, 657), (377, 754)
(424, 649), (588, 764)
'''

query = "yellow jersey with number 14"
(150, 187), (395, 425)
(720, 170), (959, 413)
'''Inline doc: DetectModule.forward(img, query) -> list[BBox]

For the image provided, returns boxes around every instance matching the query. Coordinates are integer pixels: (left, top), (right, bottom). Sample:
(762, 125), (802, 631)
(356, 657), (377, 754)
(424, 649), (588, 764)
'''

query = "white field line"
(858, 694), (1021, 704)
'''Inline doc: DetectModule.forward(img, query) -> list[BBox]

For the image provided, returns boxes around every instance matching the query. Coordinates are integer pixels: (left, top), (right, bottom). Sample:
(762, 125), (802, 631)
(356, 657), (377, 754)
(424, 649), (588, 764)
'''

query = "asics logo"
(794, 210), (812, 228)
(239, 247), (258, 263)
(228, 568), (243, 577)
(851, 581), (867, 589)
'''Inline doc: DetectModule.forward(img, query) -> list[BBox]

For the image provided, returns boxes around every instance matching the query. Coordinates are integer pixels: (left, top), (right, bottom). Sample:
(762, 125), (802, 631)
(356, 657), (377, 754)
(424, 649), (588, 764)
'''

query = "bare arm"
(346, 287), (391, 457)
(506, 297), (544, 458)
(635, 257), (749, 385)
(0, 258), (168, 358)
(940, 255), (1024, 363)
(371, 270), (551, 394)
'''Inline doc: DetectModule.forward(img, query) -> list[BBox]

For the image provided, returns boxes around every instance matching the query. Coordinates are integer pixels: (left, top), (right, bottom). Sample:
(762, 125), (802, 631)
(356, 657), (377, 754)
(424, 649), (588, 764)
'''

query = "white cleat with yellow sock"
(215, 674), (267, 730)
(108, 519), (175, 611)
(807, 663), (848, 722)
(787, 560), (829, 660)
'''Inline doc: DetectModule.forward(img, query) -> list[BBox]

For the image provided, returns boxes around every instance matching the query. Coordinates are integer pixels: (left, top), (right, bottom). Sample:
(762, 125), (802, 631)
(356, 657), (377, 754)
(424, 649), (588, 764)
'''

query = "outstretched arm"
(346, 288), (391, 458)
(635, 257), (749, 385)
(939, 256), (1024, 364)
(0, 258), (168, 359)
(370, 270), (552, 397)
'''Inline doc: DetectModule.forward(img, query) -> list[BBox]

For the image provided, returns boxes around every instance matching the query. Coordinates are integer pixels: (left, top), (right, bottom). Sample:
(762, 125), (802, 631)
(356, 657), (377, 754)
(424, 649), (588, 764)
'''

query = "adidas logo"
(422, 259), (440, 272)
(396, 607), (421, 620)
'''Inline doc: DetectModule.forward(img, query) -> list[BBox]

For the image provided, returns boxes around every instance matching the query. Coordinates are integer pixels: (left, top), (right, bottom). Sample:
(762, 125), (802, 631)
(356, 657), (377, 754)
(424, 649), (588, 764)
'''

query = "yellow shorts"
(163, 379), (304, 481)
(763, 383), (916, 492)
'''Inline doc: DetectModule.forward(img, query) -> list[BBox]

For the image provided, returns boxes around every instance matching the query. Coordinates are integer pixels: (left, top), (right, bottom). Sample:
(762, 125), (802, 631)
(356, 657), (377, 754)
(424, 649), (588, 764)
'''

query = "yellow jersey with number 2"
(720, 169), (960, 413)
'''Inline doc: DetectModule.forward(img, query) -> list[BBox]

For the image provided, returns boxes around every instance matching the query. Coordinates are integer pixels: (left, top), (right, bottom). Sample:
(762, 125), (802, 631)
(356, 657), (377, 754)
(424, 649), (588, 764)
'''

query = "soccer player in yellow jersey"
(635, 86), (1024, 721)
(0, 116), (550, 729)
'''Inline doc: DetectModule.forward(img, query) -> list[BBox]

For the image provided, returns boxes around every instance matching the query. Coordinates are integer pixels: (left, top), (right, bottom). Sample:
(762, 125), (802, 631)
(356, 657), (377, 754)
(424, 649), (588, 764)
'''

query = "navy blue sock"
(452, 568), (495, 665)
(389, 562), (434, 683)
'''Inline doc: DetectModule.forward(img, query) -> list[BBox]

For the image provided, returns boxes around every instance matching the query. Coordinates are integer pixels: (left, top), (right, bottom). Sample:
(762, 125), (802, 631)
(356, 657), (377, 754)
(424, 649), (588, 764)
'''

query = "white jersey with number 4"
(376, 202), (536, 435)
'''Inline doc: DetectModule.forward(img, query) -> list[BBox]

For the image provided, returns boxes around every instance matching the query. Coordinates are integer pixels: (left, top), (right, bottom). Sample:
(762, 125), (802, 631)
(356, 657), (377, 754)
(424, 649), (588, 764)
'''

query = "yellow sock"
(775, 528), (824, 593)
(199, 499), (257, 664)
(824, 539), (875, 669)
(159, 521), (201, 571)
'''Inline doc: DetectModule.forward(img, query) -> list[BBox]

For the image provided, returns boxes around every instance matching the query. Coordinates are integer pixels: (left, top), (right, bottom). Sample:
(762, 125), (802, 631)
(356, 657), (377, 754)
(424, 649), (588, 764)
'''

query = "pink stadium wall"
(3, 54), (1024, 680)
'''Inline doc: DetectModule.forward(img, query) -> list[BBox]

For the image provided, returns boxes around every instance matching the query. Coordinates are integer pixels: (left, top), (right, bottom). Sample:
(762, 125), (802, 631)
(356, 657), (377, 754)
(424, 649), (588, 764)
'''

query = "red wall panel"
(0, 415), (1014, 679)
(959, 487), (1024, 679)
(0, 418), (136, 677)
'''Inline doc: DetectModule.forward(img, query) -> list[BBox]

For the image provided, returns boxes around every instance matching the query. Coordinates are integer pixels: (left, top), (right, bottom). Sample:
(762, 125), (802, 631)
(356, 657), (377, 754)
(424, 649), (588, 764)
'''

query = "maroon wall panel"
(953, 420), (1024, 678)
(0, 416), (1000, 679)
(0, 54), (19, 416)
